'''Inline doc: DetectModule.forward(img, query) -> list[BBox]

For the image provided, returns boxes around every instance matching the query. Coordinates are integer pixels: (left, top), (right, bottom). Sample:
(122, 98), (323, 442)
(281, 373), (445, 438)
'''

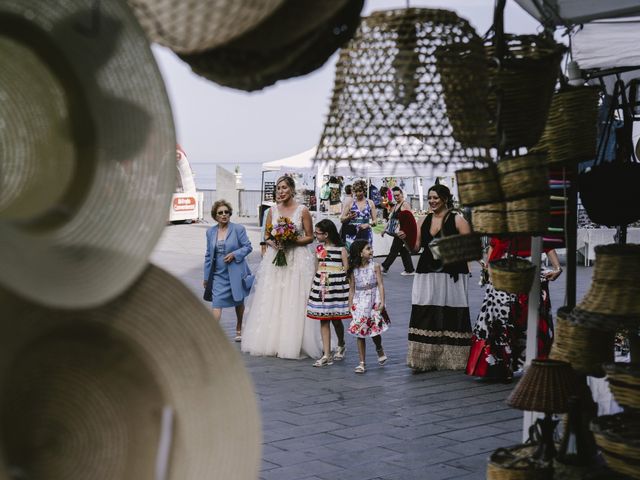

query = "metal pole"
(566, 166), (577, 308)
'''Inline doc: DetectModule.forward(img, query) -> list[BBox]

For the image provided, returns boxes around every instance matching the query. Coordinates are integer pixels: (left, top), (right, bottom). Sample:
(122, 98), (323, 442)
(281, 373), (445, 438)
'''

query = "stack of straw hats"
(0, 1), (261, 478)
(128, 0), (365, 91)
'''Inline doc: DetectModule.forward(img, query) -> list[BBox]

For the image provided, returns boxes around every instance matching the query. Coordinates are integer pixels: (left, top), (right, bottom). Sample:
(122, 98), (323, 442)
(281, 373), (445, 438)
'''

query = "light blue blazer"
(204, 222), (253, 302)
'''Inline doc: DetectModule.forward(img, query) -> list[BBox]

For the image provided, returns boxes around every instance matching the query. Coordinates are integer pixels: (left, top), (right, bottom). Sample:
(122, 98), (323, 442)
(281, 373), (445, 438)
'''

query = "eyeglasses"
(216, 210), (231, 215)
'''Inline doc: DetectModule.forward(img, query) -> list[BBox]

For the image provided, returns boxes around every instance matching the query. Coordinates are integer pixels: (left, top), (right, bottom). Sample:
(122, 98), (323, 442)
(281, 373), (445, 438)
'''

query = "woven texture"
(486, 34), (563, 150)
(128, 0), (285, 53)
(549, 308), (614, 378)
(436, 233), (483, 265)
(456, 165), (502, 207)
(180, 0), (363, 92)
(507, 359), (578, 413)
(0, 0), (175, 308)
(603, 363), (640, 411)
(472, 202), (507, 234)
(574, 244), (640, 325)
(489, 257), (535, 294)
(487, 445), (553, 480)
(531, 86), (600, 165)
(506, 195), (550, 234)
(591, 413), (640, 479)
(0, 265), (261, 480)
(314, 8), (490, 174)
(497, 154), (548, 200)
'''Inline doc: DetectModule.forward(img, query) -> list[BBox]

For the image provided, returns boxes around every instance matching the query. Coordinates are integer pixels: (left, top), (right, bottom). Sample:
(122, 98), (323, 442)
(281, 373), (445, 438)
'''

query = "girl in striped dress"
(307, 219), (351, 367)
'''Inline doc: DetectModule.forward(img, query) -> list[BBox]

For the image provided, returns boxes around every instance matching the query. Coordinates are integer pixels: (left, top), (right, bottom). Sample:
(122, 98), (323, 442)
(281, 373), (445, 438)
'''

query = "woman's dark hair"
(428, 184), (454, 209)
(315, 219), (342, 246)
(348, 239), (369, 277)
(344, 184), (352, 195)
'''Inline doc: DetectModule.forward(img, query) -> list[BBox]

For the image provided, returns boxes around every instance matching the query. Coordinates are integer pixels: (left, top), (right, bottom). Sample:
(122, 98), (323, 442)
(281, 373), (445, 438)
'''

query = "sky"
(151, 0), (541, 174)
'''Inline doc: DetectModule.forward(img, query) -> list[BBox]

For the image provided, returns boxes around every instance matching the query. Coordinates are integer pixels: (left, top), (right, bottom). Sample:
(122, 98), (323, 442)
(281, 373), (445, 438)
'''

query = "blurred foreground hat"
(179, 0), (364, 91)
(0, 0), (175, 308)
(128, 0), (285, 54)
(0, 265), (261, 480)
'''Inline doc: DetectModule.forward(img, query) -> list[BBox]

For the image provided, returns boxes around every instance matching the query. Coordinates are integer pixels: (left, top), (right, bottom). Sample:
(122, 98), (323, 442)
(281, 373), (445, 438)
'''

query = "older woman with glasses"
(203, 199), (253, 341)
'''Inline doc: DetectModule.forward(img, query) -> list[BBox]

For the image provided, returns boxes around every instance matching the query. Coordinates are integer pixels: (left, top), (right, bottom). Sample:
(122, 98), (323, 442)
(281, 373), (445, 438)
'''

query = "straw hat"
(0, 0), (175, 308)
(128, 0), (286, 54)
(0, 265), (261, 480)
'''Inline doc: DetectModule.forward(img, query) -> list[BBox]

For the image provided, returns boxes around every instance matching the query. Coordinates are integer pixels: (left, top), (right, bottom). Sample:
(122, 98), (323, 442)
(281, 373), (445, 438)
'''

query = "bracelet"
(260, 241), (267, 246)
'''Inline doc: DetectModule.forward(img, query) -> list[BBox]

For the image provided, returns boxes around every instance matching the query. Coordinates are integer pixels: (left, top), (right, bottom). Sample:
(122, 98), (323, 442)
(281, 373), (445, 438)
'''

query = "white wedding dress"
(241, 204), (323, 359)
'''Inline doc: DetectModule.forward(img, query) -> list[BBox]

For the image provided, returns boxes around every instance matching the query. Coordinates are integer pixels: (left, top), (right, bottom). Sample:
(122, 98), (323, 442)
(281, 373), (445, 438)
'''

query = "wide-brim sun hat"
(128, 0), (286, 54)
(0, 265), (261, 480)
(0, 0), (175, 308)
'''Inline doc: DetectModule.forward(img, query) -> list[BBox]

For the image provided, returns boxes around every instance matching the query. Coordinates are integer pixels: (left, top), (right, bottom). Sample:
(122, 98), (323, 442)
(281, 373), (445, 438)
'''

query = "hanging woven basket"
(487, 444), (553, 480)
(456, 165), (502, 206)
(314, 8), (490, 171)
(591, 413), (640, 479)
(489, 257), (536, 294)
(506, 195), (550, 234)
(497, 154), (548, 200)
(472, 202), (507, 234)
(486, 34), (564, 150)
(431, 233), (483, 266)
(531, 86), (600, 165)
(550, 307), (614, 378)
(603, 363), (640, 411)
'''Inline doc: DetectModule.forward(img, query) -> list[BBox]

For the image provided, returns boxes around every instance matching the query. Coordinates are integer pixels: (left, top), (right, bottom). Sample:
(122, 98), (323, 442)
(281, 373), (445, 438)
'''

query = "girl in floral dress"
(307, 220), (351, 367)
(347, 240), (390, 374)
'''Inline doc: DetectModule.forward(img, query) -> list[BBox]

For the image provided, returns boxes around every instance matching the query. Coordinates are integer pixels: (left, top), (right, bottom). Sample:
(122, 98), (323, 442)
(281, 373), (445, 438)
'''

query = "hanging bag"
(578, 80), (640, 226)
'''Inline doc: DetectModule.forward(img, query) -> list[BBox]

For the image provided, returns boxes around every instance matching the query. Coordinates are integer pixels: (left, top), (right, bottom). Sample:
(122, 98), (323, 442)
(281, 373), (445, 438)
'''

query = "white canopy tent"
(514, 0), (640, 26)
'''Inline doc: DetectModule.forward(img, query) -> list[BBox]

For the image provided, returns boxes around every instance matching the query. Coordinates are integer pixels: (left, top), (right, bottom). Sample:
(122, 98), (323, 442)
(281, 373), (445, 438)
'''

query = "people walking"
(241, 176), (322, 359)
(381, 187), (415, 276)
(307, 219), (351, 367)
(347, 240), (390, 374)
(203, 200), (253, 341)
(339, 179), (377, 249)
(399, 184), (472, 372)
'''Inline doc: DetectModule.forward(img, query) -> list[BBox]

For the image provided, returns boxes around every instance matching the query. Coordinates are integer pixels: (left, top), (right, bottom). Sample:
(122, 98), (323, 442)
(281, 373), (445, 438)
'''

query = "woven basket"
(456, 165), (502, 206)
(486, 34), (564, 150)
(568, 307), (637, 332)
(489, 257), (536, 294)
(497, 154), (548, 200)
(591, 413), (640, 479)
(472, 202), (507, 234)
(532, 86), (600, 165)
(434, 233), (483, 265)
(577, 244), (640, 318)
(549, 308), (614, 377)
(487, 445), (553, 480)
(506, 195), (550, 234)
(603, 363), (640, 411)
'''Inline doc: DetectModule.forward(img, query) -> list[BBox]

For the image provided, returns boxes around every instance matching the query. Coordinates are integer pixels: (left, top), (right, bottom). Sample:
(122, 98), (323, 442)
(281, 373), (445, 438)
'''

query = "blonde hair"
(276, 175), (296, 195)
(211, 199), (233, 219)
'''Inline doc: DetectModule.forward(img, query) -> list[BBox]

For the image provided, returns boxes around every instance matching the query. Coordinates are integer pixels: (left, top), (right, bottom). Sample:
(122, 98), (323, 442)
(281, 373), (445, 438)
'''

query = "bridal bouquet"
(267, 216), (298, 267)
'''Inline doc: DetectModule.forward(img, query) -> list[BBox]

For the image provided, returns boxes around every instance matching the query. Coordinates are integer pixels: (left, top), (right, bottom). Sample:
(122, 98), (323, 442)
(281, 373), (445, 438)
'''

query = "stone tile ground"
(151, 221), (593, 479)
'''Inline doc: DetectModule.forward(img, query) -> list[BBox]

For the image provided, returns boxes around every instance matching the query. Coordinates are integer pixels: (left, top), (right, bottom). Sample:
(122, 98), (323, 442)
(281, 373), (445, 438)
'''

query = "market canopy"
(514, 0), (640, 26)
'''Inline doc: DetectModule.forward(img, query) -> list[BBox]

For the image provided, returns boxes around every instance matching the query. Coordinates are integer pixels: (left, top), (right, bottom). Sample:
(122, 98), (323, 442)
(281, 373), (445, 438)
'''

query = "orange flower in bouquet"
(266, 216), (298, 266)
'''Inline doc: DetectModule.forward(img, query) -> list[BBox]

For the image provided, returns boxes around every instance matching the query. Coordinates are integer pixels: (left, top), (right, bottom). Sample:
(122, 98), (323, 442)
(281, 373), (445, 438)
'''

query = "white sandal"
(354, 362), (366, 374)
(313, 355), (333, 367)
(333, 345), (346, 361)
(376, 347), (387, 366)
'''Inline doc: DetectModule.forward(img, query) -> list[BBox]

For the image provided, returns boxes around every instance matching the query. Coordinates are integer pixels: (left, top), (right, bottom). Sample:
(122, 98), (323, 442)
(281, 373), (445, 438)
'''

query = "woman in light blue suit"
(204, 199), (253, 341)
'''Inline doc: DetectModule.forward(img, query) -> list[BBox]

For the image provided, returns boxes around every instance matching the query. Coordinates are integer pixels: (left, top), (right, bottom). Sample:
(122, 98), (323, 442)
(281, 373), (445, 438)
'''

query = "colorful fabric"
(307, 246), (351, 321)
(348, 263), (390, 338)
(344, 200), (373, 248)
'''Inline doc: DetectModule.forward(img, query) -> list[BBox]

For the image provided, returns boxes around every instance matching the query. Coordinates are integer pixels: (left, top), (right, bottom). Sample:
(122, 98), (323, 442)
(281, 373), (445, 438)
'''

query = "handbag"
(203, 261), (214, 302)
(579, 80), (640, 226)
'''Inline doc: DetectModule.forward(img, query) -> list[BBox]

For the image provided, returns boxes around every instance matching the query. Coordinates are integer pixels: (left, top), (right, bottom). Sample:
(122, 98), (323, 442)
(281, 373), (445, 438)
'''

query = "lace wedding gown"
(241, 204), (323, 359)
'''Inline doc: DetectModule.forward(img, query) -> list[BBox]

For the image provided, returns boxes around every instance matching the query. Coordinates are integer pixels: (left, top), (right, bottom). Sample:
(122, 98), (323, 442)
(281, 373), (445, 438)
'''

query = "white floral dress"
(348, 262), (390, 338)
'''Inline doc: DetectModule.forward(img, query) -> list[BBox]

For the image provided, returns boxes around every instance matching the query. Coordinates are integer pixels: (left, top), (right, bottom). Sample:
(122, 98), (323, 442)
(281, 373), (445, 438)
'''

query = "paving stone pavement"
(151, 220), (593, 480)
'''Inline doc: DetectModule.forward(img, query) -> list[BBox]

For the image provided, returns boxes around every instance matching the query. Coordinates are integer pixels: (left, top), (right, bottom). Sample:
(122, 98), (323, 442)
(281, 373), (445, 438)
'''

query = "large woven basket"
(603, 363), (640, 411)
(472, 202), (507, 234)
(456, 165), (502, 206)
(532, 86), (600, 165)
(577, 244), (640, 319)
(486, 34), (564, 150)
(591, 413), (640, 479)
(506, 195), (550, 234)
(549, 307), (614, 377)
(433, 233), (483, 265)
(497, 154), (548, 200)
(489, 257), (536, 294)
(487, 445), (553, 480)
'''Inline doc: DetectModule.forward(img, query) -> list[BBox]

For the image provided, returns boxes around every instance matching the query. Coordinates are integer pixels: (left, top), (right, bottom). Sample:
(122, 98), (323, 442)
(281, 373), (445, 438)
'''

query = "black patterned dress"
(306, 245), (351, 321)
(407, 213), (472, 371)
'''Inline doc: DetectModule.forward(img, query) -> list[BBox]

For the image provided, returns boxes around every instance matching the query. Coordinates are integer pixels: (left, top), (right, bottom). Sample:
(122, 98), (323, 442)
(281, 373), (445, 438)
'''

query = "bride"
(241, 175), (322, 359)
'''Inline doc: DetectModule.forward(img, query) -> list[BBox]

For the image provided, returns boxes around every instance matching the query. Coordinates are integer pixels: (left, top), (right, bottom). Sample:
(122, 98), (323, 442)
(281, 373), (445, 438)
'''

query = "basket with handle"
(506, 195), (550, 234)
(489, 257), (536, 294)
(472, 202), (507, 234)
(497, 154), (548, 200)
(487, 444), (553, 480)
(456, 165), (502, 206)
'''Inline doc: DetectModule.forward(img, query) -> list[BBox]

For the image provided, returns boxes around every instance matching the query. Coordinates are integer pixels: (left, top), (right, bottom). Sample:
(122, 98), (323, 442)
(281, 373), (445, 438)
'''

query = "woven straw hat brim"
(0, 265), (261, 480)
(179, 0), (364, 92)
(0, 0), (175, 308)
(127, 0), (285, 54)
